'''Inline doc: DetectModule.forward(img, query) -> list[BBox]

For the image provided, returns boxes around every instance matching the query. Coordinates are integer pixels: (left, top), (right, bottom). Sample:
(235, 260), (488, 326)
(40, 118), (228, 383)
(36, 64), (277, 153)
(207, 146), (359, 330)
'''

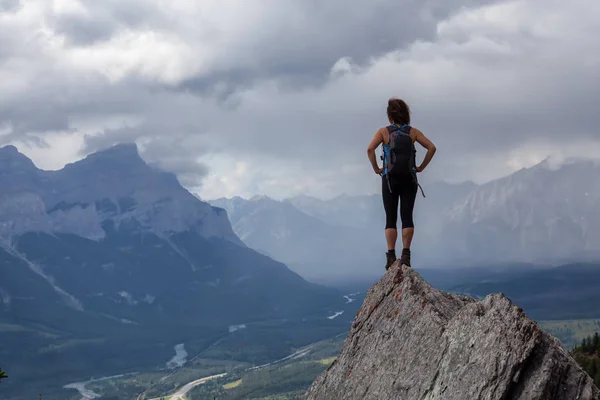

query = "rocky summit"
(305, 263), (600, 400)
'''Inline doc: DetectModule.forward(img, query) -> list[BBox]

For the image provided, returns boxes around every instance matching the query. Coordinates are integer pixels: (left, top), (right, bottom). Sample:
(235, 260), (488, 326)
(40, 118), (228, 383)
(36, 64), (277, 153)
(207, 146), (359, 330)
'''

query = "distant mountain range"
(0, 144), (351, 397)
(449, 262), (600, 320)
(209, 195), (378, 283)
(210, 158), (600, 282)
(441, 159), (600, 264)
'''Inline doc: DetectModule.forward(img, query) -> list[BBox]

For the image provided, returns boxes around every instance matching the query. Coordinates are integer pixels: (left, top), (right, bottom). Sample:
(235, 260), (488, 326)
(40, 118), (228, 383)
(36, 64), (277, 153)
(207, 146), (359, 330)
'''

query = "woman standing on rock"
(366, 98), (437, 270)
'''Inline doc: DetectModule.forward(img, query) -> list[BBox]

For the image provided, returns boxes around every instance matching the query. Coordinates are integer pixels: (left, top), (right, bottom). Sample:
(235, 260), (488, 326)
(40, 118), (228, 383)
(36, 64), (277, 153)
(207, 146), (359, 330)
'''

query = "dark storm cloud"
(1, 0), (505, 139)
(0, 0), (19, 12)
(143, 139), (210, 187)
(81, 109), (214, 187)
(1, 0), (599, 198)
(51, 0), (168, 46)
(53, 13), (116, 45)
(175, 0), (505, 94)
(0, 71), (152, 146)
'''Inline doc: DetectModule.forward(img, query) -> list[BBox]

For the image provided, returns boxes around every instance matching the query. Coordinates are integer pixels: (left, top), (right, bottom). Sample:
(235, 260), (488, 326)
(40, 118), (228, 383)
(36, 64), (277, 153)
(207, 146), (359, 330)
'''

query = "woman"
(366, 98), (436, 270)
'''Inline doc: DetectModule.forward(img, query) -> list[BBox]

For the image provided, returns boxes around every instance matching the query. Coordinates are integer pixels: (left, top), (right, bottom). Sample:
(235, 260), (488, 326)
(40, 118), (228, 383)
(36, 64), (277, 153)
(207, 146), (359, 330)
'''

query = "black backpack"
(385, 124), (416, 178)
(383, 124), (425, 197)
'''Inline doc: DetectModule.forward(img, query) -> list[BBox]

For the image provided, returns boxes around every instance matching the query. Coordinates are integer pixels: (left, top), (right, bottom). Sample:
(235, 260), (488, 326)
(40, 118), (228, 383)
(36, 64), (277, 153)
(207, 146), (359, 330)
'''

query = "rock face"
(305, 263), (600, 400)
(442, 159), (600, 264)
(0, 143), (241, 244)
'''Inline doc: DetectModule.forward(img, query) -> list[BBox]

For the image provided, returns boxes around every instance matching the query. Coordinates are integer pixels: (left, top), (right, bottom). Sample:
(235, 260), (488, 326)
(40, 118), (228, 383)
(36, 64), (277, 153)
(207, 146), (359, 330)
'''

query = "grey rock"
(305, 263), (600, 400)
(0, 143), (242, 245)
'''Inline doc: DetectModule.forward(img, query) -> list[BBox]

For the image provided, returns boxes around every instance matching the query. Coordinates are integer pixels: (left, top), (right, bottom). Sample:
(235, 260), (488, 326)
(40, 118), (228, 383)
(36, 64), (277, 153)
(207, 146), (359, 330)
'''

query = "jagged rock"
(305, 263), (600, 400)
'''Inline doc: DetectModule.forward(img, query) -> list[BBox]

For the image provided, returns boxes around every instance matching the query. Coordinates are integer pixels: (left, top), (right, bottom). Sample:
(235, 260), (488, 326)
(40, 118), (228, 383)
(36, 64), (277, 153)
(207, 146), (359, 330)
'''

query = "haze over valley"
(211, 157), (600, 283)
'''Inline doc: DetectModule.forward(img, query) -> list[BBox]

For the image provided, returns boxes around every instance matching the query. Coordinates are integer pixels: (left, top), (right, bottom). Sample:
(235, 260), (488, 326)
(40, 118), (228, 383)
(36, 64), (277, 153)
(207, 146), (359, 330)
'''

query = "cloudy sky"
(1, 0), (599, 200)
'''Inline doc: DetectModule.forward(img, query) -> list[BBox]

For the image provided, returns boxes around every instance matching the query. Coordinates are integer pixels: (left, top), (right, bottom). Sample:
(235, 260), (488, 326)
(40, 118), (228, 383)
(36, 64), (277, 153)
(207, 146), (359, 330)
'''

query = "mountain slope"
(209, 181), (478, 282)
(285, 194), (382, 229)
(216, 159), (600, 274)
(209, 196), (378, 283)
(0, 144), (241, 244)
(450, 262), (600, 320)
(0, 144), (345, 398)
(210, 196), (337, 262)
(443, 159), (600, 263)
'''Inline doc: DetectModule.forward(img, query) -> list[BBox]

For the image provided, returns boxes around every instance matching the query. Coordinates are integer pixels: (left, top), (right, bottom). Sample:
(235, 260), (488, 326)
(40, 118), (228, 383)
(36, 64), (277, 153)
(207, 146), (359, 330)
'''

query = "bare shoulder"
(378, 126), (390, 143)
(409, 126), (423, 137)
(411, 127), (436, 149)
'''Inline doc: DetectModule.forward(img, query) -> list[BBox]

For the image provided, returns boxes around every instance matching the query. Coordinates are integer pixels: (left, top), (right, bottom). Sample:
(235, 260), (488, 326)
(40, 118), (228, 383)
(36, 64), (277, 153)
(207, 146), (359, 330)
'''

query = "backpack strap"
(414, 173), (426, 198)
(386, 124), (411, 135)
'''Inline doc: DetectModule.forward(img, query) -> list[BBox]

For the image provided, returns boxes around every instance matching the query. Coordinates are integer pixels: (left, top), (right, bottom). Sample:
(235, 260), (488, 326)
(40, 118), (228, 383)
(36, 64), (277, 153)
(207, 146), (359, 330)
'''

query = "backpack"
(383, 124), (426, 197)
(385, 124), (416, 178)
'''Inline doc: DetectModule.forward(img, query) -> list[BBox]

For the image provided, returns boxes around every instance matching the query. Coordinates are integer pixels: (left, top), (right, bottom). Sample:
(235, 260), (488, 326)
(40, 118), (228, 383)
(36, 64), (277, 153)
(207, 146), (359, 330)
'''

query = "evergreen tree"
(591, 359), (598, 381)
(0, 367), (7, 383)
(581, 336), (596, 353)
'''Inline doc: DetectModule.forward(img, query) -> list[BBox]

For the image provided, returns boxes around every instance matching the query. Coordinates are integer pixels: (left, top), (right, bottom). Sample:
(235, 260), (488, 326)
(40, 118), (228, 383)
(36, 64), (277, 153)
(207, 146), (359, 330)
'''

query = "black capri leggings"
(382, 176), (418, 230)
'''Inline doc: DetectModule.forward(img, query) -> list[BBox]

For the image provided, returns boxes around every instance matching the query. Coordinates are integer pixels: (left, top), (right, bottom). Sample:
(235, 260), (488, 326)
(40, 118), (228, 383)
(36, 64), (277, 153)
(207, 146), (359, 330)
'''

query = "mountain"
(213, 158), (600, 277)
(209, 181), (477, 283)
(209, 195), (335, 261)
(305, 263), (600, 400)
(208, 196), (377, 283)
(285, 194), (382, 229)
(449, 262), (600, 320)
(286, 181), (478, 231)
(441, 159), (600, 264)
(0, 143), (240, 243)
(0, 144), (348, 398)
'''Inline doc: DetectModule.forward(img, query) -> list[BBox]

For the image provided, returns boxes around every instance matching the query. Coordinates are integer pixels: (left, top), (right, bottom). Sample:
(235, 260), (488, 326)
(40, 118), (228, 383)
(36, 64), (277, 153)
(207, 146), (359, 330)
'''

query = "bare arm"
(413, 128), (436, 172)
(367, 129), (384, 175)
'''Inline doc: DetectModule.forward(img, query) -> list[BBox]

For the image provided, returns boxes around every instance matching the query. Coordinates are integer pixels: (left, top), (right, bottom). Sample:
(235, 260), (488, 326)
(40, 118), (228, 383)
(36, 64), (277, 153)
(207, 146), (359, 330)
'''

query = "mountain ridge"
(0, 143), (349, 399)
(211, 157), (600, 278)
(0, 143), (242, 244)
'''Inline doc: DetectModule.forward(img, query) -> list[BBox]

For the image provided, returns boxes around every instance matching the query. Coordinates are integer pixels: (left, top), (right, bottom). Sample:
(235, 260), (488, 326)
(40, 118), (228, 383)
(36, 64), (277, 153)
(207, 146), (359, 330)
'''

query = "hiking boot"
(385, 250), (396, 270)
(399, 248), (411, 267)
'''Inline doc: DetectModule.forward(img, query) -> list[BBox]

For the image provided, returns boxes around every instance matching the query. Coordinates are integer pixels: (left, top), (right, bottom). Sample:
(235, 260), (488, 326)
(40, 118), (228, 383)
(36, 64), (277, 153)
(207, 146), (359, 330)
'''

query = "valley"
(2, 145), (600, 399)
(0, 145), (357, 400)
(58, 333), (346, 400)
(54, 317), (599, 400)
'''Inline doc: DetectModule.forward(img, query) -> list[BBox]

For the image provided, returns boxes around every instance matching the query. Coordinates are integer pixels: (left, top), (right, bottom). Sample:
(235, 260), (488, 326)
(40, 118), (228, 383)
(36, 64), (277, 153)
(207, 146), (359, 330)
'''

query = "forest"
(572, 332), (600, 386)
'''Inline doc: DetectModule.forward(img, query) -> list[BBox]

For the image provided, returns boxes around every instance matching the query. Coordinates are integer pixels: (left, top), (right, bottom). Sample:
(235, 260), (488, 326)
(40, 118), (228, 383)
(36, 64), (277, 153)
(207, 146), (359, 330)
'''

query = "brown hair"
(387, 98), (411, 125)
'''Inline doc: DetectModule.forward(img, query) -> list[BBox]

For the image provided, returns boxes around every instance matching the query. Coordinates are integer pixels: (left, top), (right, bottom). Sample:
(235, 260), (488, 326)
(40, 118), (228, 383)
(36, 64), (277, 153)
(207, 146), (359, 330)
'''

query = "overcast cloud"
(1, 0), (599, 200)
